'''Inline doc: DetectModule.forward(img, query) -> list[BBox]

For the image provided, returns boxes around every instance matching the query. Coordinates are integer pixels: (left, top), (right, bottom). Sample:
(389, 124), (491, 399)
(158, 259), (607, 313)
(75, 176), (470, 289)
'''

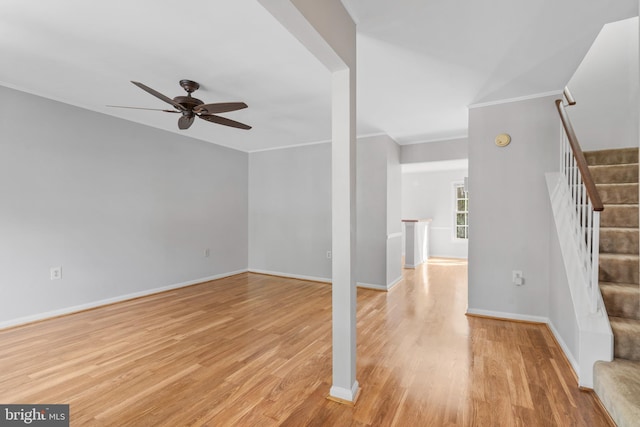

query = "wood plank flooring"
(0, 259), (613, 426)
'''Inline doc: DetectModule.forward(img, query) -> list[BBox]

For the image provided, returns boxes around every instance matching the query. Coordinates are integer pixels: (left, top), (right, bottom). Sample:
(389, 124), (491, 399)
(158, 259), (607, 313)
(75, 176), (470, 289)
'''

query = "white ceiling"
(0, 0), (637, 152)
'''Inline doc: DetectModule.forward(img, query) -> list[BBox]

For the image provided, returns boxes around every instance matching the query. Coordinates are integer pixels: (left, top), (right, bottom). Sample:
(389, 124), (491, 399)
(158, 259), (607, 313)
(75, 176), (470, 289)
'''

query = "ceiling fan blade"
(194, 102), (248, 114)
(199, 114), (252, 130)
(178, 115), (195, 130)
(131, 81), (186, 111)
(106, 105), (180, 113)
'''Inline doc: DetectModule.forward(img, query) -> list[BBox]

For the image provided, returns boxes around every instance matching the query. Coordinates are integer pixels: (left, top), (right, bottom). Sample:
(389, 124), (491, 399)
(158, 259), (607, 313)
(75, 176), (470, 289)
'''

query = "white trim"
(357, 282), (387, 291)
(330, 380), (360, 402)
(398, 134), (468, 145)
(468, 90), (563, 109)
(0, 269), (248, 330)
(429, 254), (468, 259)
(248, 268), (331, 283)
(547, 320), (580, 377)
(466, 308), (549, 324)
(356, 131), (392, 140)
(467, 308), (580, 382)
(387, 275), (403, 290)
(248, 139), (331, 154)
(247, 132), (395, 154)
(387, 232), (403, 240)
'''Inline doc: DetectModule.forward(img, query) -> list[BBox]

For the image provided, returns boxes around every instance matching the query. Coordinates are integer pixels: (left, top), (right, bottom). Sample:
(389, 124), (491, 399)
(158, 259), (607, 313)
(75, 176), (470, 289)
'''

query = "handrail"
(563, 87), (577, 106)
(555, 99), (603, 211)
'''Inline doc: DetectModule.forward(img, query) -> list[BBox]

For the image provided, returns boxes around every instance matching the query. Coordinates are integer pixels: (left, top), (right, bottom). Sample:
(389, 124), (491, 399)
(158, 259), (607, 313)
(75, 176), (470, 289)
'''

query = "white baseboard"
(248, 269), (331, 284)
(546, 320), (580, 377)
(466, 308), (580, 381)
(387, 275), (403, 290)
(0, 269), (248, 330)
(357, 275), (404, 292)
(429, 254), (468, 260)
(466, 308), (549, 324)
(357, 282), (386, 291)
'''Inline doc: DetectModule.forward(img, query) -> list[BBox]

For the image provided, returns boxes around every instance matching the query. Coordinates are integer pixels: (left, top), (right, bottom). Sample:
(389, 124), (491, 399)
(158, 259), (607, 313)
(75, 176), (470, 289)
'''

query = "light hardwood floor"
(0, 259), (612, 426)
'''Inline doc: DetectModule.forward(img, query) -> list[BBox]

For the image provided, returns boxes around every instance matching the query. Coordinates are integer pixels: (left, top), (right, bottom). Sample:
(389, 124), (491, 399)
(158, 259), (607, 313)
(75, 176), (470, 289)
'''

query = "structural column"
(330, 66), (359, 402)
(257, 0), (358, 403)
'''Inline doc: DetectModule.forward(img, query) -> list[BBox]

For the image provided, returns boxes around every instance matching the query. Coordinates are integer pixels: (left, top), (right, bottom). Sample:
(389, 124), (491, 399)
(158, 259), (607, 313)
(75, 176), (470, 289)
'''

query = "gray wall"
(0, 85), (248, 326)
(568, 17), (639, 151)
(402, 168), (469, 259)
(249, 135), (402, 288)
(548, 209), (579, 364)
(357, 134), (403, 288)
(357, 137), (388, 286)
(400, 137), (468, 164)
(386, 139), (403, 286)
(248, 143), (332, 280)
(468, 94), (559, 319)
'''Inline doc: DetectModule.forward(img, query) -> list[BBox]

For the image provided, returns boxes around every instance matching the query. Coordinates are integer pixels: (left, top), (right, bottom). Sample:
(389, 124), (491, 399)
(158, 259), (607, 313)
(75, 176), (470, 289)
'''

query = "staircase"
(588, 147), (640, 427)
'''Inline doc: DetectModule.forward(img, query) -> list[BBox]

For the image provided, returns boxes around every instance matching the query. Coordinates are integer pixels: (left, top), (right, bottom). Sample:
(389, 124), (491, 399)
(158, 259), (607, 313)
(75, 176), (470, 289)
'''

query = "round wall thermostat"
(495, 133), (511, 147)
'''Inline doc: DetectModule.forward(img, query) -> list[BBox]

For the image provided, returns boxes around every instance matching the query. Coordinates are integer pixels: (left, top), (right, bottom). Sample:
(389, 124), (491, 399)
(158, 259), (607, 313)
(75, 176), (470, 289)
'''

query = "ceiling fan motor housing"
(173, 95), (203, 110)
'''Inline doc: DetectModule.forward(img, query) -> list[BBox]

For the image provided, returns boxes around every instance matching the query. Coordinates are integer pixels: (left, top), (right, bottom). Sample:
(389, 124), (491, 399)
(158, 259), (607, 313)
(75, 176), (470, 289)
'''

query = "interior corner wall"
(401, 168), (469, 259)
(467, 95), (559, 319)
(248, 134), (402, 289)
(400, 137), (468, 164)
(356, 135), (396, 288)
(568, 17), (639, 151)
(386, 139), (402, 286)
(248, 143), (332, 281)
(548, 207), (580, 365)
(0, 85), (249, 326)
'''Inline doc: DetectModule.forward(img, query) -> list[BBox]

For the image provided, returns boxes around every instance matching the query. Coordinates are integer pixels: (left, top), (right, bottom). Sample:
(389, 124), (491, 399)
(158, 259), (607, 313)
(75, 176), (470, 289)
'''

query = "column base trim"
(327, 382), (361, 406)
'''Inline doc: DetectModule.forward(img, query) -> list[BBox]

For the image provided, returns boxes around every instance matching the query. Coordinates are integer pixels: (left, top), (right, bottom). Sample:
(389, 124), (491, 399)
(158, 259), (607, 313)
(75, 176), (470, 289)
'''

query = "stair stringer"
(546, 172), (613, 388)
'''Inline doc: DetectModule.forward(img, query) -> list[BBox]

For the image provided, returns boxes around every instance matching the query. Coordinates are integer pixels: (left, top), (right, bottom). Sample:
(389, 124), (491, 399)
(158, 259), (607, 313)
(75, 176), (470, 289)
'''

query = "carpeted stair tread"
(585, 147), (639, 166)
(594, 358), (640, 427)
(610, 317), (640, 361)
(600, 227), (640, 255)
(601, 204), (639, 228)
(590, 163), (639, 184)
(599, 253), (640, 284)
(600, 282), (640, 320)
(596, 183), (639, 204)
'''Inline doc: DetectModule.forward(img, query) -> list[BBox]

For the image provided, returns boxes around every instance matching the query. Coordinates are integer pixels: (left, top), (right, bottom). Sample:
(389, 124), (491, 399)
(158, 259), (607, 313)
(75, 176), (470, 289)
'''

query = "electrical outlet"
(512, 270), (524, 286)
(50, 266), (62, 280)
(204, 248), (210, 257)
(326, 251), (332, 259)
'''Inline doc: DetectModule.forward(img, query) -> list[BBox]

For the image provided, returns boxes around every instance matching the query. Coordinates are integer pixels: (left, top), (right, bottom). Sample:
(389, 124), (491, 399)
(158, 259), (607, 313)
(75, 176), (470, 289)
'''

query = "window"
(454, 183), (468, 240)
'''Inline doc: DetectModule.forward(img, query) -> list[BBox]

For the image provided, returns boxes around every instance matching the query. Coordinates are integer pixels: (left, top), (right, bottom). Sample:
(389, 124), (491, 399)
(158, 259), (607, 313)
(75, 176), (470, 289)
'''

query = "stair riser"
(599, 258), (639, 284)
(601, 285), (640, 320)
(596, 184), (639, 204)
(601, 206), (639, 228)
(585, 148), (639, 166)
(600, 230), (640, 255)
(590, 164), (639, 184)
(611, 321), (640, 361)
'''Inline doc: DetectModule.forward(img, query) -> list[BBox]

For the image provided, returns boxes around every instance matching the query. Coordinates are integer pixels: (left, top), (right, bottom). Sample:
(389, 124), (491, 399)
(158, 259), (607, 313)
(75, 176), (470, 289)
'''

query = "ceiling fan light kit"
(113, 80), (251, 131)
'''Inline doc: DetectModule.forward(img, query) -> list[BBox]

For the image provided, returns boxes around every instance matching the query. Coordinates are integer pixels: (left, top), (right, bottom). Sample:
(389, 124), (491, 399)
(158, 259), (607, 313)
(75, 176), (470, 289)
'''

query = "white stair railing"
(556, 96), (604, 314)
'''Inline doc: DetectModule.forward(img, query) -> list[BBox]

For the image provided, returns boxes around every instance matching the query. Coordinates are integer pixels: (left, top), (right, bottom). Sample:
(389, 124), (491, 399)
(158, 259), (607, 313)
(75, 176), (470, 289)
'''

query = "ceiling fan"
(110, 80), (251, 130)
